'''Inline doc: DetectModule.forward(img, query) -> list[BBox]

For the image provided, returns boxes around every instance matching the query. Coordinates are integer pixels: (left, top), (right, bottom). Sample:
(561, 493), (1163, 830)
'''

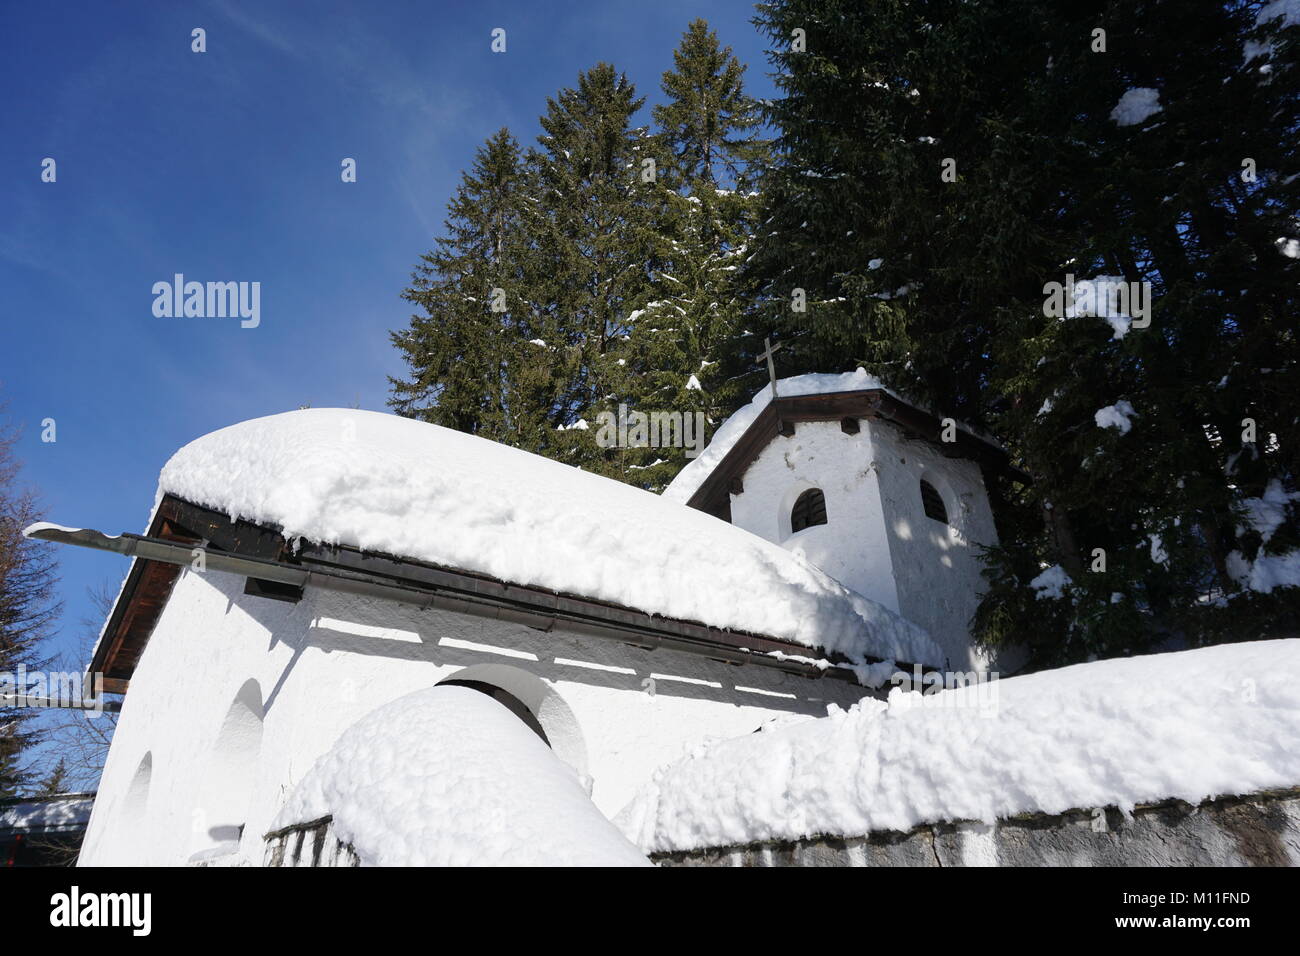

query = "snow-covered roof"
(0, 793), (96, 835)
(663, 369), (1010, 508)
(664, 370), (888, 504)
(617, 639), (1300, 853)
(272, 685), (650, 866)
(158, 408), (942, 669)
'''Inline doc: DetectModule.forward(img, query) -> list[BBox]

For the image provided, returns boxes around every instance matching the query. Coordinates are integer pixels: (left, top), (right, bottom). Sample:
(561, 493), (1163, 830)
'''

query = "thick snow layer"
(1095, 400), (1137, 434)
(158, 408), (942, 669)
(1149, 533), (1170, 566)
(22, 521), (88, 536)
(618, 640), (1300, 853)
(1260, 0), (1300, 28)
(1028, 564), (1071, 600)
(1247, 550), (1300, 593)
(1110, 87), (1162, 127)
(1239, 480), (1299, 544)
(1247, 0), (1300, 64)
(273, 685), (650, 866)
(1062, 275), (1133, 339)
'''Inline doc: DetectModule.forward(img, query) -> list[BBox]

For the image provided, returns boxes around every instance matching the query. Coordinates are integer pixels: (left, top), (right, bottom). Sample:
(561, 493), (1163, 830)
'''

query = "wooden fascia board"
(93, 497), (922, 689)
(90, 495), (295, 692)
(686, 390), (1029, 512)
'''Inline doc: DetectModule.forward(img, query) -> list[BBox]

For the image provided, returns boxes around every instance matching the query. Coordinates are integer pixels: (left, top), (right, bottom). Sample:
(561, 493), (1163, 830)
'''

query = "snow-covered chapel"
(34, 370), (1023, 866)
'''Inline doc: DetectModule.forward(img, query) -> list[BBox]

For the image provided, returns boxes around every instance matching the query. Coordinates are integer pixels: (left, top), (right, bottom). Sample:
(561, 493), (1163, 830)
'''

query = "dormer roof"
(663, 371), (1028, 521)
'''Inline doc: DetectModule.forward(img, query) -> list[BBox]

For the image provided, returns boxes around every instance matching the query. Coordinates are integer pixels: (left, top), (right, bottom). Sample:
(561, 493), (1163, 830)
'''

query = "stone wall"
(653, 787), (1300, 867)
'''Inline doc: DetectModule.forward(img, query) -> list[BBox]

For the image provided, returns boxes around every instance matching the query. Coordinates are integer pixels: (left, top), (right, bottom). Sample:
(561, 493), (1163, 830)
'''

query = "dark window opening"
(920, 480), (948, 525)
(790, 488), (828, 533)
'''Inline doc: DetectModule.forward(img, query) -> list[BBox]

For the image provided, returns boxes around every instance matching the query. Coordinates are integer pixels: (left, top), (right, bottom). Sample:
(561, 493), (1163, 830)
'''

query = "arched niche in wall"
(436, 663), (588, 787)
(190, 678), (264, 858)
(123, 751), (152, 823)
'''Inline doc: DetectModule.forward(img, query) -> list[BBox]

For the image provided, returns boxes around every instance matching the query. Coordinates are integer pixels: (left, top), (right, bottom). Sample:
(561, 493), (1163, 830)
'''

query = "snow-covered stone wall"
(619, 640), (1300, 855)
(78, 567), (869, 867)
(652, 787), (1300, 867)
(727, 417), (998, 671)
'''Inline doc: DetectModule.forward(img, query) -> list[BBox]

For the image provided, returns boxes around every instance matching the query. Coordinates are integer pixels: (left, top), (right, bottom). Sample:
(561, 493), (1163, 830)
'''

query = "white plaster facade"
(726, 418), (1000, 672)
(79, 566), (868, 867)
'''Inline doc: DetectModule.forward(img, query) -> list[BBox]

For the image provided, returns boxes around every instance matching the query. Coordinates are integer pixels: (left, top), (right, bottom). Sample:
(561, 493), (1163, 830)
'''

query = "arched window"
(920, 479), (948, 525)
(790, 488), (828, 533)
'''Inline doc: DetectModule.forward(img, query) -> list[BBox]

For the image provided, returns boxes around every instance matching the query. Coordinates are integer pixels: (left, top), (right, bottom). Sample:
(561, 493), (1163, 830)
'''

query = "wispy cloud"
(209, 0), (306, 59)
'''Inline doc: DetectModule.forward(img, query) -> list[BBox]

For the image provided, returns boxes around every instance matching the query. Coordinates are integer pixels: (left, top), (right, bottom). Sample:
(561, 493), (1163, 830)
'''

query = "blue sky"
(0, 1), (780, 671)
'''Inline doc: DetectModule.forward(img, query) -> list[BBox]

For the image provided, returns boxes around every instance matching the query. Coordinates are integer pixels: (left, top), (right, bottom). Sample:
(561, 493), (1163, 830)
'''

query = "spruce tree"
(609, 20), (771, 490)
(653, 18), (767, 191)
(749, 0), (1074, 419)
(33, 757), (68, 797)
(976, 0), (1300, 665)
(390, 128), (543, 445)
(750, 0), (1300, 667)
(525, 63), (663, 474)
(0, 411), (58, 798)
(390, 44), (770, 490)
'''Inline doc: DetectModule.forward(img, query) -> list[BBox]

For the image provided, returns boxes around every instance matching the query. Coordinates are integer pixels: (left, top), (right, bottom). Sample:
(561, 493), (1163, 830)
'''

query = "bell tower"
(667, 383), (1021, 672)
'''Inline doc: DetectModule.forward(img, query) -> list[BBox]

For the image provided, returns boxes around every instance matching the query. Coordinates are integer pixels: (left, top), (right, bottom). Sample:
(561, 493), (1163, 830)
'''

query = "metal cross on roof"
(756, 337), (784, 399)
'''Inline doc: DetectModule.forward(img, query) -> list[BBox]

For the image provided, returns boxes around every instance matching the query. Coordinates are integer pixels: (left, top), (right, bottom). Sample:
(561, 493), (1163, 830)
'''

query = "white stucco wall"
(79, 567), (869, 866)
(728, 421), (902, 616)
(725, 418), (999, 672)
(868, 423), (1000, 672)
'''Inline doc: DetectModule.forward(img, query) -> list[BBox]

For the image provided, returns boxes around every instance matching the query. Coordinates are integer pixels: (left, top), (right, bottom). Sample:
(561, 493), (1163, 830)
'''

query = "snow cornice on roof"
(70, 495), (937, 694)
(51, 408), (944, 688)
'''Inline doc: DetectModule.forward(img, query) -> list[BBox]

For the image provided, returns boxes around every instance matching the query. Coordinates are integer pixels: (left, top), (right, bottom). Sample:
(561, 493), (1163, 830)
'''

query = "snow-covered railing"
(263, 816), (357, 868)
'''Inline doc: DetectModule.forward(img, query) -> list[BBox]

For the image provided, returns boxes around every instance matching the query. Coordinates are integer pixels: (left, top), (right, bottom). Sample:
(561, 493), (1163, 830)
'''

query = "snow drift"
(617, 640), (1300, 854)
(158, 408), (941, 669)
(273, 685), (650, 866)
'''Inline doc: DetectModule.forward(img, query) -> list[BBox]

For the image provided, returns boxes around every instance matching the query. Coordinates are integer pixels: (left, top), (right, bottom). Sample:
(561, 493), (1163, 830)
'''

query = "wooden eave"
(686, 389), (1030, 521)
(93, 495), (927, 694)
(90, 496), (297, 693)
